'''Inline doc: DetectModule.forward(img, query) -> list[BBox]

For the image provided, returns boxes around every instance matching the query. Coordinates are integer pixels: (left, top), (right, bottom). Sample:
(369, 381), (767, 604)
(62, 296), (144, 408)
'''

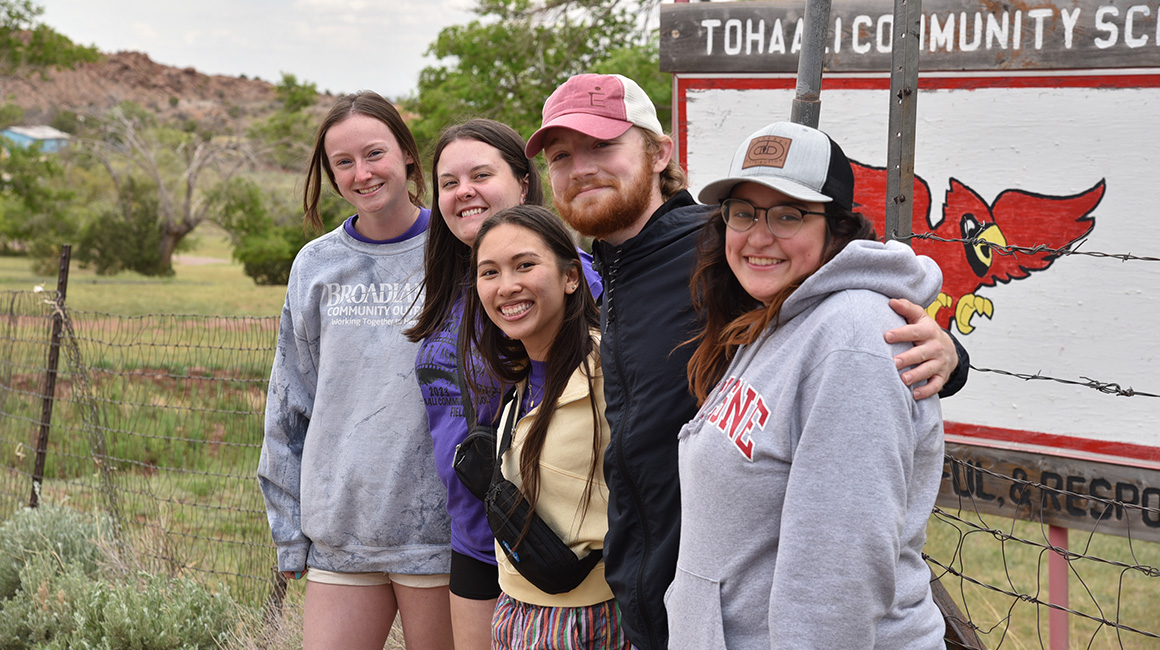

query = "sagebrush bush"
(0, 555), (88, 648)
(0, 506), (109, 600)
(79, 572), (237, 649)
(0, 562), (238, 649)
(0, 505), (243, 649)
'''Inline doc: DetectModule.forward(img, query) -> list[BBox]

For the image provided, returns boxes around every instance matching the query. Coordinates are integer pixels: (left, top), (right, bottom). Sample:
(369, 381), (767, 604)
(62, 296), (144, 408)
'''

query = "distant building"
(0, 125), (71, 153)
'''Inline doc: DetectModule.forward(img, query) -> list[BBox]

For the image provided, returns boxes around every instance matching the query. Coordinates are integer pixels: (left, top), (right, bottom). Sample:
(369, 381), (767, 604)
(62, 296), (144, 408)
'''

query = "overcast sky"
(40, 0), (478, 100)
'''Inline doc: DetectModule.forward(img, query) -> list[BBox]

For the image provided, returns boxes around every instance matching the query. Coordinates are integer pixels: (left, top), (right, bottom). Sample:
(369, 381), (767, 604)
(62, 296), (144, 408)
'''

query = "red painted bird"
(851, 163), (1104, 334)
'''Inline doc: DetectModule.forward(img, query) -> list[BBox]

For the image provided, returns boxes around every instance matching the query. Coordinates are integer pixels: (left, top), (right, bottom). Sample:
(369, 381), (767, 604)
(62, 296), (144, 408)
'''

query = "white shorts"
(306, 567), (450, 589)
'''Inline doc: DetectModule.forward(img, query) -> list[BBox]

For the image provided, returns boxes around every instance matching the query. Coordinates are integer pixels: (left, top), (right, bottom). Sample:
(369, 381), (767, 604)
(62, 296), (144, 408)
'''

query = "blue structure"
(1, 125), (71, 152)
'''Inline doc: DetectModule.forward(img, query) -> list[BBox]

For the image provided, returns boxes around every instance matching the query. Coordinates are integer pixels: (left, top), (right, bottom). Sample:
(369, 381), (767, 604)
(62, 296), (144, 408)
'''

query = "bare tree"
(82, 103), (255, 273)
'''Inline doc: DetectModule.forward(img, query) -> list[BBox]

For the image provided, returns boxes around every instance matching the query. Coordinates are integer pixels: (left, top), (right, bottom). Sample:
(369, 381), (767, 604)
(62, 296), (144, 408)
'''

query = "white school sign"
(662, 0), (1160, 537)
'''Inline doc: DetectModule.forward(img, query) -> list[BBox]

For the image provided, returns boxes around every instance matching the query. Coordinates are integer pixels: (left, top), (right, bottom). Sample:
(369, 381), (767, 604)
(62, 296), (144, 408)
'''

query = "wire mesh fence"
(0, 289), (278, 607)
(1, 251), (1158, 647)
(902, 230), (1160, 648)
(931, 456), (1160, 648)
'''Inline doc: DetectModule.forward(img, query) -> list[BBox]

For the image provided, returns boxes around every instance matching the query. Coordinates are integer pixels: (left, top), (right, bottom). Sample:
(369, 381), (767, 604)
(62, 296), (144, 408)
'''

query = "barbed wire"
(890, 232), (1160, 263)
(970, 365), (1160, 398)
(889, 231), (1159, 400)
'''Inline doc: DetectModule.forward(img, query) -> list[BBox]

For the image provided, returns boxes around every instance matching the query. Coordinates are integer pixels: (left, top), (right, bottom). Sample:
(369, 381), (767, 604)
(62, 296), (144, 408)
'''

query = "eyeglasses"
(721, 199), (826, 239)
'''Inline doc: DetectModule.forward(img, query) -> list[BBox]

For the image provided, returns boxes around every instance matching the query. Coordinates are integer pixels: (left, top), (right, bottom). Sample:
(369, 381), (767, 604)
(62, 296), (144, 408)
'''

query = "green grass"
(926, 509), (1160, 649)
(0, 222), (288, 317)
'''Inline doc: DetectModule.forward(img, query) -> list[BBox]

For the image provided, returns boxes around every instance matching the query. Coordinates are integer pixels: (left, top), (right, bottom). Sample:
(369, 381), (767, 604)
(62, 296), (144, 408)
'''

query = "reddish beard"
(555, 150), (655, 241)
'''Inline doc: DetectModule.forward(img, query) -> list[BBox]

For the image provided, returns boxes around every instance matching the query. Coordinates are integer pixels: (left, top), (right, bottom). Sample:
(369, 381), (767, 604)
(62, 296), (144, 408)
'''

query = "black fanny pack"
(483, 386), (603, 595)
(453, 424), (496, 501)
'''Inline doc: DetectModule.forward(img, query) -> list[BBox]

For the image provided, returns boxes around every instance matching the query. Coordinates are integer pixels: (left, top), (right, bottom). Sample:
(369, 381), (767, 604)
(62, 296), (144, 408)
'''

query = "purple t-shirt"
(343, 209), (430, 243)
(414, 252), (603, 564)
(523, 359), (547, 414)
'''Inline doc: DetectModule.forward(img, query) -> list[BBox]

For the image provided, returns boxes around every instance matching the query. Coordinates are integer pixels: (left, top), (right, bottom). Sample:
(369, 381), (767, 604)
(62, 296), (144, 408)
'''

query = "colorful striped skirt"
(492, 593), (632, 650)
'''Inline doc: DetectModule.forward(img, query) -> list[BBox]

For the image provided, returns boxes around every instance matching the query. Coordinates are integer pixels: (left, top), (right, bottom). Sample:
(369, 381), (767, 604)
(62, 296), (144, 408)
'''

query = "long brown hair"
(406, 119), (545, 342)
(302, 91), (425, 234)
(685, 200), (877, 404)
(463, 205), (603, 540)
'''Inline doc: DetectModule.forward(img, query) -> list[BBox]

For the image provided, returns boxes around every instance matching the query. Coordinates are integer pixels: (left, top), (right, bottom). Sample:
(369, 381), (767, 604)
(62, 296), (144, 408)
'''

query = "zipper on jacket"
(604, 249), (619, 323)
(605, 246), (661, 650)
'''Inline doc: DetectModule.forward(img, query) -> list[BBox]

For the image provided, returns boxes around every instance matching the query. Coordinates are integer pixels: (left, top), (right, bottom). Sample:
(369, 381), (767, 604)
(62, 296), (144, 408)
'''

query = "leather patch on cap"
(742, 136), (791, 169)
(587, 85), (608, 107)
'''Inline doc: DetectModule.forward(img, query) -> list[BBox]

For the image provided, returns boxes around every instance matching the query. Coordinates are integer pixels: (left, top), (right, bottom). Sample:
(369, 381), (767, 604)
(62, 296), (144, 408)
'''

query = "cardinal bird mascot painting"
(852, 163), (1105, 335)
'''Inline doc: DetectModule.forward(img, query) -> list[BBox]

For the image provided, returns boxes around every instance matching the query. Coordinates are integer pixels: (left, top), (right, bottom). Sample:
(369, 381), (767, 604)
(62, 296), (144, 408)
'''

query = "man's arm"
(885, 298), (969, 400)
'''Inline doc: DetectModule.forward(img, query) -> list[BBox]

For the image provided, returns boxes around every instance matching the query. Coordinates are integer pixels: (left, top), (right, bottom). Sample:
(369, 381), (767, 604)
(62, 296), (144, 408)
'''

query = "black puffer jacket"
(593, 190), (712, 650)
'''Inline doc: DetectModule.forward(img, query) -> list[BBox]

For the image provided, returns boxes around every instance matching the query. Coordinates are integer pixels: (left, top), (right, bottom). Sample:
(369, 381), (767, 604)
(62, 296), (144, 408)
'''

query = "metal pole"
(29, 244), (71, 508)
(885, 0), (922, 244)
(885, 7), (987, 646)
(1049, 525), (1070, 650)
(790, 0), (832, 128)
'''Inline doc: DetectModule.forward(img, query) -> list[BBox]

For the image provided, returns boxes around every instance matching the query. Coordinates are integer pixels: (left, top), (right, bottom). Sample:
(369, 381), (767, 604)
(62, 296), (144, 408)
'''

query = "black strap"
(491, 385), (521, 485)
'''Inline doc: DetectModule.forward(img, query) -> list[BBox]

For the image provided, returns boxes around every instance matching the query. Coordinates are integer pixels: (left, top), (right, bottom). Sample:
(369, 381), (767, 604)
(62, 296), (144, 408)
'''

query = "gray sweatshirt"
(667, 240), (945, 650)
(258, 223), (451, 575)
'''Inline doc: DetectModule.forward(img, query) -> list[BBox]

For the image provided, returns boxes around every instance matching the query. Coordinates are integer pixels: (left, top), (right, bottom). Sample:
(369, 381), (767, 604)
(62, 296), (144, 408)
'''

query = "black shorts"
(449, 550), (501, 600)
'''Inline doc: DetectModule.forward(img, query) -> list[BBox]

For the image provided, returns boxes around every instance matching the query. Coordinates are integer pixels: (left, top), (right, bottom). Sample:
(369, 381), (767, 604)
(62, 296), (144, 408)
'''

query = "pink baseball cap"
(525, 73), (664, 158)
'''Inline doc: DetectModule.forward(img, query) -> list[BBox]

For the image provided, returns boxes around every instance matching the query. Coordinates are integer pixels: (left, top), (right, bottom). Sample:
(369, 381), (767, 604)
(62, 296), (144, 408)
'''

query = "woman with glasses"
(667, 122), (946, 649)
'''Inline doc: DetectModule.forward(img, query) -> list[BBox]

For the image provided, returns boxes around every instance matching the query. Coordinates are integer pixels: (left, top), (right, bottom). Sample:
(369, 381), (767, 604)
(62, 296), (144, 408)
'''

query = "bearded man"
(524, 73), (968, 650)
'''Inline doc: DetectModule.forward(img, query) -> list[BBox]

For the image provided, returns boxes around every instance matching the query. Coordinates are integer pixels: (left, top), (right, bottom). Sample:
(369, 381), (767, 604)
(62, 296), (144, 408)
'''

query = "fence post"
(29, 245), (71, 508)
(930, 567), (985, 649)
(789, 0), (831, 128)
(1049, 525), (1070, 650)
(886, 0), (921, 244)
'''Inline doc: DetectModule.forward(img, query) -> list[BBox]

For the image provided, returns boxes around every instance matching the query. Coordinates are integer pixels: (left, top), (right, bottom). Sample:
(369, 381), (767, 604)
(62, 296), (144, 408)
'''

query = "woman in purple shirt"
(406, 119), (601, 650)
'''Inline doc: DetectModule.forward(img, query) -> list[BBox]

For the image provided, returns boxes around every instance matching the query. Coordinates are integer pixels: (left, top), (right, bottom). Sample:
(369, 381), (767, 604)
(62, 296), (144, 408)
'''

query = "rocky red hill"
(5, 50), (282, 125)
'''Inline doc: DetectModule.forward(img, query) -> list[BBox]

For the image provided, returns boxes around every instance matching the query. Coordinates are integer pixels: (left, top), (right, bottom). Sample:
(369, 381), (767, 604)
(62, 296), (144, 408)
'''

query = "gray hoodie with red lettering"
(667, 240), (945, 650)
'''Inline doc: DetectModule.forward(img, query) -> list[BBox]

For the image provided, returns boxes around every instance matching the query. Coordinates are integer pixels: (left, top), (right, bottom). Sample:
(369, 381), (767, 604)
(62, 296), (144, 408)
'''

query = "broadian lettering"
(318, 281), (423, 326)
(322, 282), (421, 306)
